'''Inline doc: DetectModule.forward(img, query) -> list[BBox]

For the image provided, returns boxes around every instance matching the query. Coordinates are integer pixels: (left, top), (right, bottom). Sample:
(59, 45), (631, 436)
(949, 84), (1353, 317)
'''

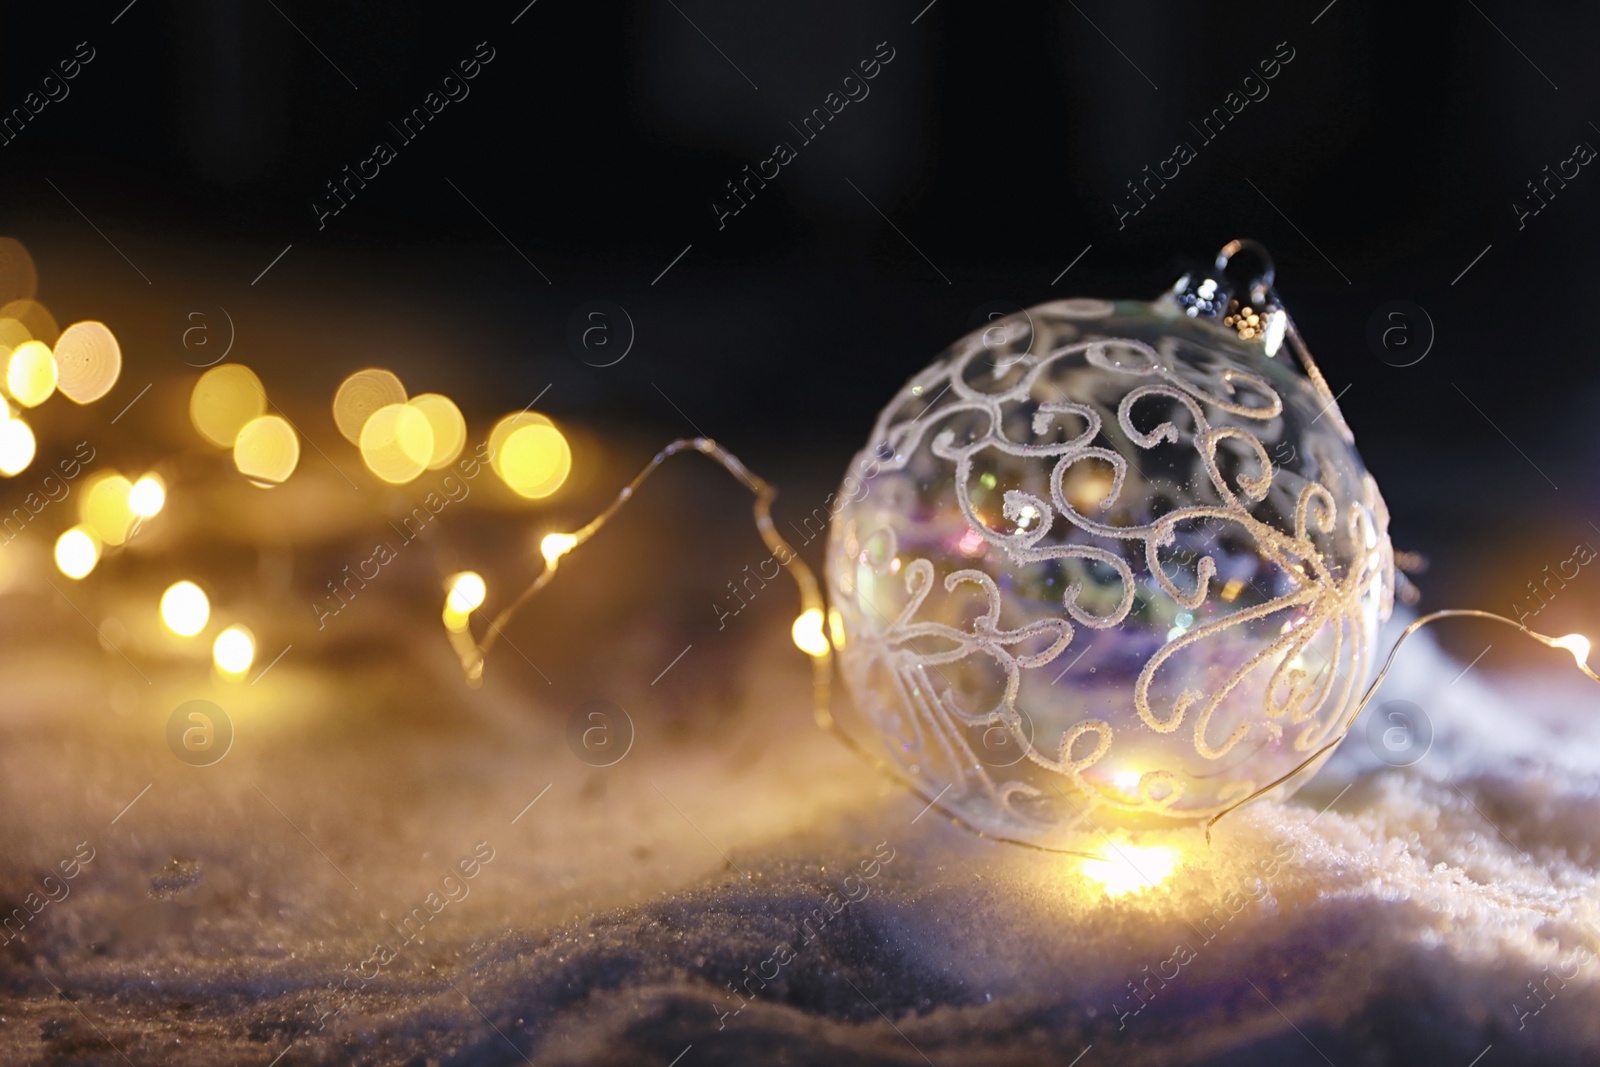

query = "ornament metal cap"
(1171, 239), (1350, 442)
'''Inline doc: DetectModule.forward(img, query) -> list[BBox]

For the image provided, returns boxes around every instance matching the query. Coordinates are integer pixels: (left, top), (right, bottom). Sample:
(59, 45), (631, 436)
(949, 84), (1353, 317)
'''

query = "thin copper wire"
(458, 438), (831, 705)
(1204, 609), (1599, 840)
(451, 438), (1114, 860)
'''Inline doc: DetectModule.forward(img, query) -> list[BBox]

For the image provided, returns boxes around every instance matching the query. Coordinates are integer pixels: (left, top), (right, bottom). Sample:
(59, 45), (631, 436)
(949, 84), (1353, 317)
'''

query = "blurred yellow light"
(160, 580), (210, 638)
(828, 606), (846, 649)
(1112, 770), (1142, 792)
(1079, 844), (1179, 898)
(408, 393), (467, 469)
(791, 608), (829, 658)
(52, 321), (121, 404)
(539, 532), (577, 567)
(81, 473), (137, 546)
(1553, 633), (1591, 668)
(233, 415), (300, 486)
(333, 368), (407, 445)
(128, 474), (166, 518)
(497, 422), (571, 499)
(54, 526), (101, 579)
(445, 570), (487, 614)
(212, 624), (255, 676)
(487, 411), (552, 470)
(0, 298), (59, 346)
(443, 604), (471, 633)
(191, 364), (267, 447)
(0, 237), (39, 306)
(0, 416), (35, 476)
(6, 340), (56, 407)
(359, 402), (433, 484)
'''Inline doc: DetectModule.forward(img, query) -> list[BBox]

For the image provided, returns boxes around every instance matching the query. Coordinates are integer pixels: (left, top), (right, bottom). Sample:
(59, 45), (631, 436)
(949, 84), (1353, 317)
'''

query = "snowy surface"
(2, 480), (1599, 1067)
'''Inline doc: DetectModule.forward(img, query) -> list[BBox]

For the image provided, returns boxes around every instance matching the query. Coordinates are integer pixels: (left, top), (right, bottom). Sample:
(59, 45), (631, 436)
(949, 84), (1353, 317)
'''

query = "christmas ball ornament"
(825, 241), (1395, 848)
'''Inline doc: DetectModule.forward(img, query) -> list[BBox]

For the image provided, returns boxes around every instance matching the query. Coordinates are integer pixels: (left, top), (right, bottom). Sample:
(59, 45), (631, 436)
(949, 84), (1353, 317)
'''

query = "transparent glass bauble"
(825, 294), (1394, 848)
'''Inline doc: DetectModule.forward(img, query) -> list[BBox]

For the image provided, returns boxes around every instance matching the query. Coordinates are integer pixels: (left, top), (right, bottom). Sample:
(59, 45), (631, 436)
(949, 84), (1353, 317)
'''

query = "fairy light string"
(448, 437), (1127, 864)
(453, 437), (833, 706)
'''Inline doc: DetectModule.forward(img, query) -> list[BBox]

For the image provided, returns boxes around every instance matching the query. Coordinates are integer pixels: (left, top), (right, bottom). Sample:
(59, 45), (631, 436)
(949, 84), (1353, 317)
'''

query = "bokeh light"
(54, 526), (101, 580)
(212, 624), (255, 677)
(1079, 844), (1179, 898)
(5, 340), (57, 407)
(487, 410), (551, 466)
(53, 321), (122, 404)
(539, 531), (577, 566)
(445, 570), (487, 614)
(191, 364), (267, 448)
(408, 393), (466, 469)
(491, 415), (570, 499)
(0, 299), (59, 346)
(0, 238), (38, 305)
(443, 571), (487, 632)
(333, 368), (407, 444)
(81, 473), (137, 545)
(0, 318), (27, 352)
(233, 415), (300, 486)
(359, 402), (433, 484)
(160, 580), (210, 637)
(1554, 633), (1592, 668)
(791, 608), (829, 657)
(0, 416), (35, 476)
(128, 474), (166, 518)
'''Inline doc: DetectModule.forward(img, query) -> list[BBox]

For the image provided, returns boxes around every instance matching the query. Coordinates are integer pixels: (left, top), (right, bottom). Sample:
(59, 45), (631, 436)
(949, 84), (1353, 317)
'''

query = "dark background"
(3, 0), (1597, 653)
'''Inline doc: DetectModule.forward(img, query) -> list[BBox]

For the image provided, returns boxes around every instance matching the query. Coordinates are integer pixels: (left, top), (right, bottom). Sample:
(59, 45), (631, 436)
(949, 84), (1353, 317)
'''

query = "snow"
(2, 526), (1598, 1066)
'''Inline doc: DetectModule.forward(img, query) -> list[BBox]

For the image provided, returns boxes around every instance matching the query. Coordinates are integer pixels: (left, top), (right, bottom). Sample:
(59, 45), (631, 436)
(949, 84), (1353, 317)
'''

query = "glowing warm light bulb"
(0, 298), (58, 345)
(498, 422), (571, 499)
(828, 606), (847, 650)
(489, 412), (570, 500)
(52, 321), (121, 404)
(442, 571), (486, 633)
(128, 474), (166, 518)
(408, 393), (467, 469)
(359, 402), (433, 484)
(190, 364), (266, 447)
(1552, 633), (1591, 668)
(445, 571), (487, 614)
(160, 580), (210, 638)
(1112, 769), (1142, 792)
(0, 238), (38, 308)
(791, 607), (829, 658)
(81, 473), (137, 545)
(233, 414), (300, 486)
(0, 415), (35, 476)
(1079, 844), (1179, 898)
(333, 368), (407, 445)
(487, 410), (552, 461)
(212, 624), (255, 677)
(540, 532), (577, 567)
(5, 340), (56, 407)
(54, 526), (101, 579)
(0, 319), (27, 352)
